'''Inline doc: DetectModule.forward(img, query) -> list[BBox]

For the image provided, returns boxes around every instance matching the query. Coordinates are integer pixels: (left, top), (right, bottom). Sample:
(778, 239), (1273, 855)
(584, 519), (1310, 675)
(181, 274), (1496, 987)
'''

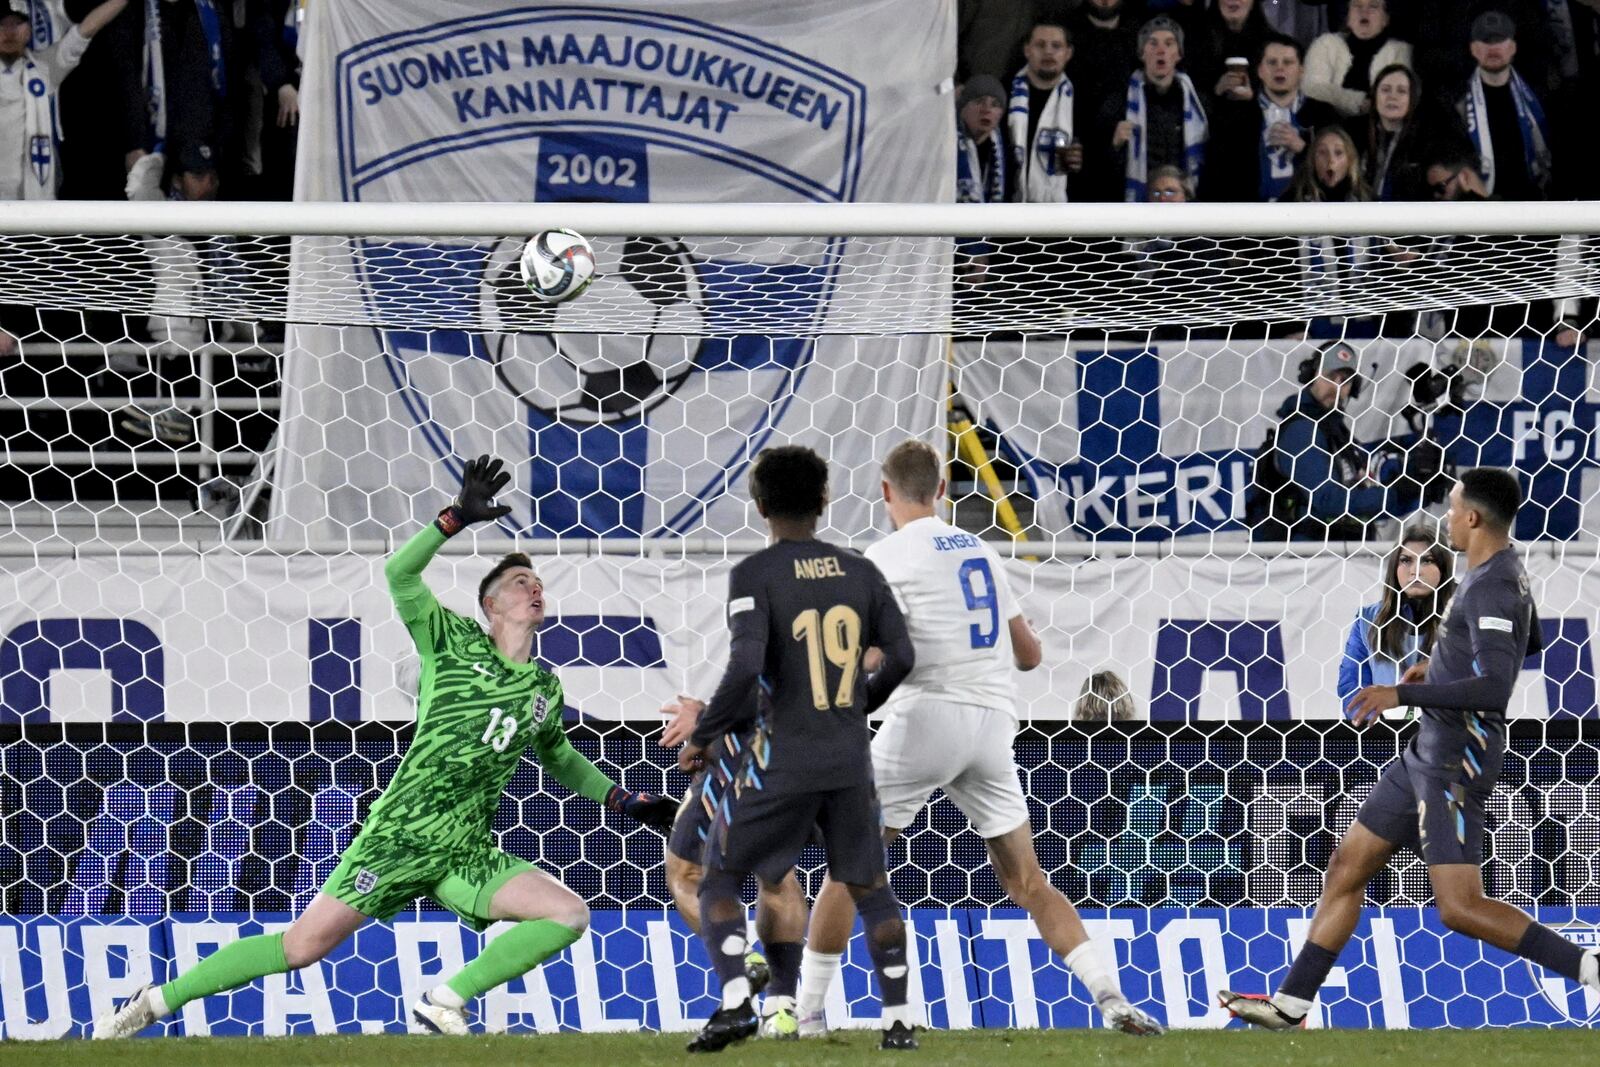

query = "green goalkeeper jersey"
(362, 525), (615, 852)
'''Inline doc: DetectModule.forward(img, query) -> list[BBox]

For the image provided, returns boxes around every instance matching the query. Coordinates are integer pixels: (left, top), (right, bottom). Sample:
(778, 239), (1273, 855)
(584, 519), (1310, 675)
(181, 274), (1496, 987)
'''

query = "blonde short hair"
(1074, 671), (1137, 721)
(882, 439), (942, 504)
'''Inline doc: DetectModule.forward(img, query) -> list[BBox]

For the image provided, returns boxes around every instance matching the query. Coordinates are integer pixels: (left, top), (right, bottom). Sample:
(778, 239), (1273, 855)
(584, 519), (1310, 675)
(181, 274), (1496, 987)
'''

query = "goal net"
(1, 201), (1598, 1037)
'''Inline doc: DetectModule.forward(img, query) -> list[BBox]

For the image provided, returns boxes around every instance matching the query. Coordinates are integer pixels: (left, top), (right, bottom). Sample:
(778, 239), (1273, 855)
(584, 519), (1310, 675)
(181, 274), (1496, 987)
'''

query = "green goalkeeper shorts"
(322, 827), (534, 932)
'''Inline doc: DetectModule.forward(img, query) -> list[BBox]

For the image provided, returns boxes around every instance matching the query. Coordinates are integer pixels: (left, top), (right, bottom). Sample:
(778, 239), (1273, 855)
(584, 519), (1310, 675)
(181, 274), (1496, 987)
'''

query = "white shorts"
(871, 700), (1030, 840)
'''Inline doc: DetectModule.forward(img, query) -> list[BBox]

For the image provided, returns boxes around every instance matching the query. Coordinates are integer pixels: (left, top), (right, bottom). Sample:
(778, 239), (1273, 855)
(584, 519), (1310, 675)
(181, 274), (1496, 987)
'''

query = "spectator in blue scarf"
(1202, 34), (1342, 202)
(1458, 10), (1553, 199)
(1338, 523), (1456, 715)
(957, 74), (1008, 203)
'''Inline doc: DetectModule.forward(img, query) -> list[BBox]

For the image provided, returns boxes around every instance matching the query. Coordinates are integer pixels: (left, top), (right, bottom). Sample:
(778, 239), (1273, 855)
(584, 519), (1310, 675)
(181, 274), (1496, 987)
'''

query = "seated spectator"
(1422, 145), (1491, 200)
(1008, 19), (1082, 203)
(1304, 0), (1413, 117)
(1337, 523), (1455, 716)
(957, 75), (1008, 203)
(0, 0), (127, 200)
(1146, 163), (1191, 202)
(1181, 0), (1272, 106)
(1066, 0), (1139, 201)
(1110, 16), (1208, 202)
(1075, 671), (1138, 721)
(1345, 64), (1436, 200)
(1202, 34), (1342, 202)
(1458, 10), (1552, 199)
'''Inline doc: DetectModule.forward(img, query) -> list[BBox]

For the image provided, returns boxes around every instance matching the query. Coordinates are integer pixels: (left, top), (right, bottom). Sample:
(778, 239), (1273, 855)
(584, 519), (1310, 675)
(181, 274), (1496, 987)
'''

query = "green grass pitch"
(3, 1030), (1593, 1067)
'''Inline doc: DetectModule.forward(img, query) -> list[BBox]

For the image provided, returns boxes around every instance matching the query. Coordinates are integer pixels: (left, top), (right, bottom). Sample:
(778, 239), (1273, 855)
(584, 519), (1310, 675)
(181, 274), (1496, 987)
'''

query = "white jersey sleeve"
(865, 516), (1019, 717)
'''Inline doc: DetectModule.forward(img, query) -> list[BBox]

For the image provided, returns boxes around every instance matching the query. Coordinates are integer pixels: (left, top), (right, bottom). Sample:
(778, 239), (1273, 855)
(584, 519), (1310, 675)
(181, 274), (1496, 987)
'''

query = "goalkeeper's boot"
(880, 1020), (919, 1051)
(759, 997), (799, 1040)
(796, 1010), (829, 1038)
(92, 983), (160, 1039)
(743, 950), (771, 996)
(412, 987), (472, 1035)
(1100, 996), (1166, 1036)
(1217, 990), (1307, 1031)
(687, 999), (758, 1053)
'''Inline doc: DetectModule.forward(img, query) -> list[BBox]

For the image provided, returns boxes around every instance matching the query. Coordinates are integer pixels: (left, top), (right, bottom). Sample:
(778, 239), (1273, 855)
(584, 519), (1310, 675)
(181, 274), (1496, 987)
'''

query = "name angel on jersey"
(794, 555), (844, 580)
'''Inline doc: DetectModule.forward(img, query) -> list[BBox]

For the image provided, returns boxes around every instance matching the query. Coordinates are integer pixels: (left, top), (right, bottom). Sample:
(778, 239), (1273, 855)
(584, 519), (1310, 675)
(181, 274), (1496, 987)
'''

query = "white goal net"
(1, 201), (1598, 1036)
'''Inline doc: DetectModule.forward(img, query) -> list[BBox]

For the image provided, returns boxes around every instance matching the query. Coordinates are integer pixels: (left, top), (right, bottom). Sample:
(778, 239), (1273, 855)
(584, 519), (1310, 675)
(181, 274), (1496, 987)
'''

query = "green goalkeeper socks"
(444, 919), (583, 1003)
(159, 932), (289, 1013)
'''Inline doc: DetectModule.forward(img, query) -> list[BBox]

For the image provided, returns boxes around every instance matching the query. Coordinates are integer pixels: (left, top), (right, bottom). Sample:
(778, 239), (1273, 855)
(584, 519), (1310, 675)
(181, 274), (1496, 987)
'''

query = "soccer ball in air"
(519, 228), (597, 303)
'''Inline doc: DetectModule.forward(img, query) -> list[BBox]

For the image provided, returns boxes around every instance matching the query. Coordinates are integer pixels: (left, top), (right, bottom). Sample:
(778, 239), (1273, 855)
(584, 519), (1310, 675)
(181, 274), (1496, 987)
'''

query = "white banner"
(955, 336), (1600, 542)
(269, 0), (953, 545)
(2, 548), (1592, 722)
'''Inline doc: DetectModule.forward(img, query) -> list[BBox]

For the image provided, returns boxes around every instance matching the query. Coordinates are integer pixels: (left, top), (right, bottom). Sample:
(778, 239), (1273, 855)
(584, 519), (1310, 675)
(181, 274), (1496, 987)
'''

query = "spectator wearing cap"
(1066, 0), (1140, 201)
(1007, 19), (1082, 203)
(1203, 34), (1342, 202)
(157, 0), (240, 200)
(1459, 10), (1553, 199)
(1304, 0), (1413, 118)
(0, 0), (127, 200)
(957, 75), (1008, 203)
(1409, 1), (1555, 111)
(1110, 16), (1208, 202)
(1245, 340), (1422, 542)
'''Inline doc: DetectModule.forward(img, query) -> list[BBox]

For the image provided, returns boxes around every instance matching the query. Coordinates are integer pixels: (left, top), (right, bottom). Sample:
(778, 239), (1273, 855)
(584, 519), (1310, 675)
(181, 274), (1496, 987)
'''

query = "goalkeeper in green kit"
(93, 455), (678, 1039)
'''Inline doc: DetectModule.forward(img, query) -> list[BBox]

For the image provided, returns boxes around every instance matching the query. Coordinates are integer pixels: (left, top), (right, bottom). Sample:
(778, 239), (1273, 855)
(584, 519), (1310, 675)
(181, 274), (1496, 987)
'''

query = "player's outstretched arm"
(384, 454), (512, 625)
(532, 702), (677, 828)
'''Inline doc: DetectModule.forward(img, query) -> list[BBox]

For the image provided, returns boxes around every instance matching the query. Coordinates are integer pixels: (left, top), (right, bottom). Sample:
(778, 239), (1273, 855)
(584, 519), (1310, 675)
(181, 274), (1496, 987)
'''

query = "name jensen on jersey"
(794, 555), (845, 580)
(931, 533), (982, 552)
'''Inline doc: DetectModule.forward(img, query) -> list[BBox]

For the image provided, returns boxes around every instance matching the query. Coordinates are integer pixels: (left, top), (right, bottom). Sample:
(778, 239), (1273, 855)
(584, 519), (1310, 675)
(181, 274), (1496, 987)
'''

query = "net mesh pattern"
(1, 221), (1599, 1034)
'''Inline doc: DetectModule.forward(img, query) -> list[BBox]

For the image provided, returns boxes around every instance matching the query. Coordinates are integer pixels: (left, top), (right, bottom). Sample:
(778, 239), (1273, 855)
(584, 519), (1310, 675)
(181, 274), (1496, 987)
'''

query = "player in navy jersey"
(677, 445), (919, 1052)
(795, 440), (1162, 1036)
(1221, 468), (1600, 1029)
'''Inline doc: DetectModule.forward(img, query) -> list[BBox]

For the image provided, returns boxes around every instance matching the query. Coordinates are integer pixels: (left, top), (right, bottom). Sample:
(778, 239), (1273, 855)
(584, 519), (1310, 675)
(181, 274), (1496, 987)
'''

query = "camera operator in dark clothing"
(1247, 340), (1429, 541)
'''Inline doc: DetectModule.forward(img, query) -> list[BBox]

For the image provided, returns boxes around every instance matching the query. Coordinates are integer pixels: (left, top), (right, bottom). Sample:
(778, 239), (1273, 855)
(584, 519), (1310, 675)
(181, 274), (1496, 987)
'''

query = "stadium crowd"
(955, 0), (1600, 204)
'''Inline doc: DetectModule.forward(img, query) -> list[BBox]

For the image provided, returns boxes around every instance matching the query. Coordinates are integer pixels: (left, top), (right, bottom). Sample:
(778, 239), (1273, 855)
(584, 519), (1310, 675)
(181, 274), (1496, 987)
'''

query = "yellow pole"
(949, 416), (1028, 543)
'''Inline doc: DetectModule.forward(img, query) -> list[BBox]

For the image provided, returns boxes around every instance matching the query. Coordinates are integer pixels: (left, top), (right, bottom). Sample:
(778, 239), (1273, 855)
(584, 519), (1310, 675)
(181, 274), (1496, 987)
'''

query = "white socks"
(147, 985), (171, 1018)
(428, 984), (466, 1010)
(1271, 992), (1314, 1019)
(881, 1002), (916, 1029)
(1064, 941), (1122, 1005)
(797, 949), (842, 1017)
(721, 976), (751, 1010)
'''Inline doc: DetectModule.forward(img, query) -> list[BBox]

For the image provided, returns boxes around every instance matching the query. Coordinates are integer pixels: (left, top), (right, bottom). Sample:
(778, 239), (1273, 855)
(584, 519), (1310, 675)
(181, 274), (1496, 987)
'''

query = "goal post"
(0, 201), (1598, 1035)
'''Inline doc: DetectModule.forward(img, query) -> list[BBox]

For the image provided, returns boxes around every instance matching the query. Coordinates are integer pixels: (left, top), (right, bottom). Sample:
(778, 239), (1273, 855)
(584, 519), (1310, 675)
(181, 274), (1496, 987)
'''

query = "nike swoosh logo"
(472, 663), (493, 677)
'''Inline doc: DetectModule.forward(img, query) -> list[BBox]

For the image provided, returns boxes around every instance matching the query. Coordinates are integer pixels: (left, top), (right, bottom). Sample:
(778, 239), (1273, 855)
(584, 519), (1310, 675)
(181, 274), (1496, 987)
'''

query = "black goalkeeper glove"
(605, 785), (679, 830)
(435, 454), (513, 536)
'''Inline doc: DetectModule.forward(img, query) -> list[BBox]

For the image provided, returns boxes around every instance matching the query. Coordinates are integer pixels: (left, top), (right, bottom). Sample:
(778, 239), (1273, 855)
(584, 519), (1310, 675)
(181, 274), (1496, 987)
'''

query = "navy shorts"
(1356, 750), (1493, 865)
(706, 780), (886, 887)
(667, 771), (715, 864)
(667, 732), (751, 865)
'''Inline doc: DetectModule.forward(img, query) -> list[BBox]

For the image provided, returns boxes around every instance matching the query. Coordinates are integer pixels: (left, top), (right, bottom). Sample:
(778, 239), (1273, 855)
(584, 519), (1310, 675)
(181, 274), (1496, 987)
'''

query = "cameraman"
(1247, 341), (1427, 541)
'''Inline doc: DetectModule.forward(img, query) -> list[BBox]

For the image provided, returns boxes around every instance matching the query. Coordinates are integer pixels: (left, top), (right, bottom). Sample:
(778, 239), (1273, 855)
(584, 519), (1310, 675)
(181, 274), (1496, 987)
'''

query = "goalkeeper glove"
(436, 454), (513, 536)
(605, 785), (679, 830)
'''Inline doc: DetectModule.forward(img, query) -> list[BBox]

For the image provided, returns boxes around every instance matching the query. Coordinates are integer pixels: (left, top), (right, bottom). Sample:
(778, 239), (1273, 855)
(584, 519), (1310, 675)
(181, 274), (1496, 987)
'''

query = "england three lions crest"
(333, 8), (866, 539)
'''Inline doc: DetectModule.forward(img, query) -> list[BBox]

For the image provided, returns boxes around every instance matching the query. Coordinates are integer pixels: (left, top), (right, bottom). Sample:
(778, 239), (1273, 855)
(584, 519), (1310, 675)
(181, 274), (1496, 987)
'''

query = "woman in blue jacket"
(1338, 522), (1456, 715)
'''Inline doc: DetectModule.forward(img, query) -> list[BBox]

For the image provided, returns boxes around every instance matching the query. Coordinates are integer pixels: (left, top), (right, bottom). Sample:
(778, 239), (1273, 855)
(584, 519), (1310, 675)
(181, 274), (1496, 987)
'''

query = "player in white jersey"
(794, 440), (1164, 1037)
